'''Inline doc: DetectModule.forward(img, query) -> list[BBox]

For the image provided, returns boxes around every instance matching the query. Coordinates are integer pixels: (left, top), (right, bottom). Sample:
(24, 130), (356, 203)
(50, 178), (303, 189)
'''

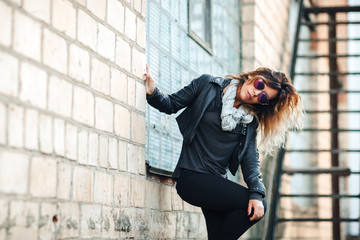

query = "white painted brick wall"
(13, 11), (41, 61)
(0, 151), (29, 194)
(48, 75), (73, 117)
(8, 104), (24, 148)
(78, 129), (88, 165)
(0, 1), (12, 47)
(80, 204), (101, 238)
(20, 62), (47, 109)
(0, 0), (210, 239)
(43, 29), (68, 74)
(118, 140), (127, 171)
(58, 202), (79, 238)
(110, 68), (128, 103)
(54, 118), (65, 156)
(39, 114), (53, 154)
(30, 156), (57, 197)
(93, 170), (113, 204)
(99, 134), (109, 168)
(73, 166), (92, 202)
(95, 97), (113, 132)
(52, 0), (76, 38)
(98, 24), (116, 61)
(9, 201), (39, 240)
(57, 162), (72, 200)
(88, 132), (99, 166)
(108, 137), (118, 169)
(73, 86), (94, 126)
(87, 0), (106, 21)
(114, 104), (130, 139)
(25, 109), (39, 150)
(0, 103), (6, 145)
(115, 36), (131, 72)
(65, 123), (77, 161)
(78, 10), (98, 51)
(69, 44), (90, 84)
(107, 0), (125, 33)
(91, 58), (110, 94)
(23, 0), (50, 23)
(125, 7), (136, 41)
(0, 51), (18, 97)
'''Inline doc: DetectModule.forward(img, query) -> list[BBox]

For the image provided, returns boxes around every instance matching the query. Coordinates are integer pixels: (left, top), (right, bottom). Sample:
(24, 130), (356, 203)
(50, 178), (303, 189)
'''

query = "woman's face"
(238, 78), (279, 105)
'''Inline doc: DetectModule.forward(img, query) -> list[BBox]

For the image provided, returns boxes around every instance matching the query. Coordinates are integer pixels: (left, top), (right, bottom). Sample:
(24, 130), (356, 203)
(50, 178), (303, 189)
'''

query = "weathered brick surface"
(57, 161), (72, 200)
(94, 170), (113, 204)
(48, 75), (72, 117)
(54, 118), (65, 156)
(0, 0), (211, 239)
(0, 1), (12, 47)
(69, 44), (90, 84)
(20, 62), (47, 109)
(25, 109), (39, 150)
(58, 202), (79, 238)
(39, 114), (53, 154)
(80, 204), (101, 238)
(8, 201), (39, 240)
(107, 0), (125, 33)
(0, 199), (8, 239)
(0, 51), (18, 97)
(8, 104), (23, 148)
(30, 156), (57, 197)
(0, 103), (6, 145)
(0, 151), (29, 194)
(23, 0), (50, 23)
(43, 29), (68, 74)
(52, 0), (76, 38)
(13, 11), (41, 61)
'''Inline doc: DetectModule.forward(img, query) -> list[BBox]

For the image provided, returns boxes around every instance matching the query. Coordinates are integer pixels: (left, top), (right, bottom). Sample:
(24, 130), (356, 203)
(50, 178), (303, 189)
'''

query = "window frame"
(188, 0), (213, 55)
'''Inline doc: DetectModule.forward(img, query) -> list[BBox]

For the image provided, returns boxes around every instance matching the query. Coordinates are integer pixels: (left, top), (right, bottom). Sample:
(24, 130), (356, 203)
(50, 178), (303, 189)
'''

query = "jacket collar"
(209, 76), (232, 89)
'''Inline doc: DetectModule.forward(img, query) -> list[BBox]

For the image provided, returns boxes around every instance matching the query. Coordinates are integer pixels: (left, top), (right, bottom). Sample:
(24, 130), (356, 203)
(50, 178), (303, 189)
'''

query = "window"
(189, 0), (212, 53)
(145, 0), (241, 177)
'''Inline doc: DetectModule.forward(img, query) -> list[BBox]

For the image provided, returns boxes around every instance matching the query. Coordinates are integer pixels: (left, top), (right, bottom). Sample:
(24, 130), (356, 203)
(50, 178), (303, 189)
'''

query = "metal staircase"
(266, 1), (360, 239)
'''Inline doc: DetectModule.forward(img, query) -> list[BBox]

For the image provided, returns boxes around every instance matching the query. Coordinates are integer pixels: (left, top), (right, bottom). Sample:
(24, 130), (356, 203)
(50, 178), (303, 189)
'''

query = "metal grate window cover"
(145, 0), (241, 176)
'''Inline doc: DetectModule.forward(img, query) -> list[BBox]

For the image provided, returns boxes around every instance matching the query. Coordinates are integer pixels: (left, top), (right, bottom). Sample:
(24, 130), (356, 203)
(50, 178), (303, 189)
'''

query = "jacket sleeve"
(240, 133), (266, 200)
(146, 74), (208, 114)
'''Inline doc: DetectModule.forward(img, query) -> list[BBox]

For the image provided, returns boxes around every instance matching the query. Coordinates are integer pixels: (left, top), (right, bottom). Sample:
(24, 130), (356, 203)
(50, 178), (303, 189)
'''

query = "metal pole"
(265, 0), (304, 239)
(328, 12), (341, 240)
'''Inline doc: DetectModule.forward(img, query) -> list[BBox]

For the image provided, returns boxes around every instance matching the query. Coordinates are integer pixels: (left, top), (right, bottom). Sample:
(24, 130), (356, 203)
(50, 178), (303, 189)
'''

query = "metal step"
(282, 167), (351, 176)
(298, 90), (360, 94)
(306, 110), (360, 114)
(295, 72), (360, 76)
(299, 38), (360, 42)
(277, 218), (360, 222)
(304, 6), (360, 14)
(302, 21), (360, 26)
(280, 193), (360, 198)
(291, 128), (360, 132)
(297, 54), (360, 58)
(285, 149), (360, 153)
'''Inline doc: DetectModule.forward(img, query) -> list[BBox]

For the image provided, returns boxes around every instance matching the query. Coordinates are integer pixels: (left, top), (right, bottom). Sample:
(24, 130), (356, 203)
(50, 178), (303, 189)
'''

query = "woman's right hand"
(144, 64), (155, 95)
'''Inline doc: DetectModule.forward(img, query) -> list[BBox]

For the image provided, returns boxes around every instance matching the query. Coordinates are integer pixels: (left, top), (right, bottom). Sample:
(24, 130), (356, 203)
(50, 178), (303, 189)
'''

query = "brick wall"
(241, 0), (292, 73)
(0, 0), (206, 239)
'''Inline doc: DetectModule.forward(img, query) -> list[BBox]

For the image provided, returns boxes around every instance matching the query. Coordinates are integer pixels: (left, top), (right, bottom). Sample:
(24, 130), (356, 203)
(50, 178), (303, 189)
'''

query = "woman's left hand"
(248, 199), (264, 221)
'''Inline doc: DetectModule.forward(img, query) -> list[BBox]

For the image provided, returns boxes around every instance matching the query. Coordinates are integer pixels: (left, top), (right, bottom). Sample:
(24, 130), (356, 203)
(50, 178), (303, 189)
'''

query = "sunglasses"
(254, 79), (269, 105)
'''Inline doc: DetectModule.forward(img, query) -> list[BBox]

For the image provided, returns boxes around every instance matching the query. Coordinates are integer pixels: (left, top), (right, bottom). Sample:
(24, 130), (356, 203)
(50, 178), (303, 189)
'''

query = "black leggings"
(175, 170), (267, 240)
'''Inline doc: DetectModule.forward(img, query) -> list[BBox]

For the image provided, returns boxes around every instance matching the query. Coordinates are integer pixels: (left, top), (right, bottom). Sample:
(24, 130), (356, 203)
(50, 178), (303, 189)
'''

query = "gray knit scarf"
(221, 79), (254, 131)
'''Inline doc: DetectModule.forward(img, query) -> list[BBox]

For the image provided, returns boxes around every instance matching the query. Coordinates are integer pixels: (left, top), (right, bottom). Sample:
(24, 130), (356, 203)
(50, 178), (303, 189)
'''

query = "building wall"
(0, 0), (207, 239)
(0, 0), (316, 239)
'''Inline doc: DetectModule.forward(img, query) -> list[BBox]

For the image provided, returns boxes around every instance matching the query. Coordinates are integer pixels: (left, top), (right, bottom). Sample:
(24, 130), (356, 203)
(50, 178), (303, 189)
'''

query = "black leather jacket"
(146, 74), (266, 199)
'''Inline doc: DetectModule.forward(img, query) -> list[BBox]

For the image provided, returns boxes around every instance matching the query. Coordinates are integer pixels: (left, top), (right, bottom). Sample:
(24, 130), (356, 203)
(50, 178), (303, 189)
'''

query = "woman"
(144, 65), (303, 239)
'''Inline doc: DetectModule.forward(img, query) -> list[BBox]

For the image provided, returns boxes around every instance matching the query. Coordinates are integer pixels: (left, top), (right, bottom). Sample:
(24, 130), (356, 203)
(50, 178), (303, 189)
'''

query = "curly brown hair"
(227, 67), (304, 153)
